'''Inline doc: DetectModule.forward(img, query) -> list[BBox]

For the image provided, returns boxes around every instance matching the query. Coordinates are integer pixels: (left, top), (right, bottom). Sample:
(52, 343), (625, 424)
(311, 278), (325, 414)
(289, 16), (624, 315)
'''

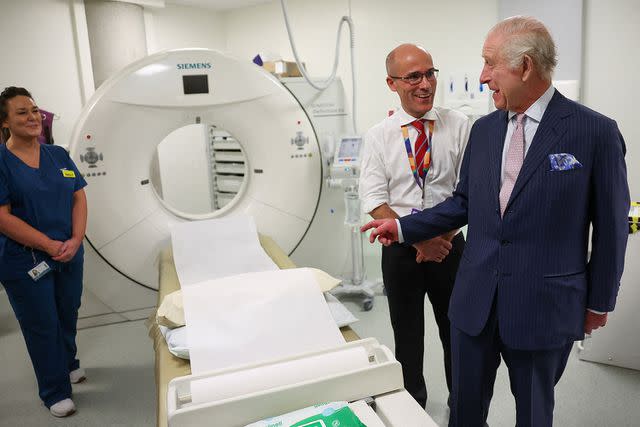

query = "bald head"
(386, 44), (432, 75)
(385, 43), (437, 118)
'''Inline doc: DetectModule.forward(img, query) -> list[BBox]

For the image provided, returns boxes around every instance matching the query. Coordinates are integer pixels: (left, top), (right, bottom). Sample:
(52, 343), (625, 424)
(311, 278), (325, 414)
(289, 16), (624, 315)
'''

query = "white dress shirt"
(359, 106), (471, 218)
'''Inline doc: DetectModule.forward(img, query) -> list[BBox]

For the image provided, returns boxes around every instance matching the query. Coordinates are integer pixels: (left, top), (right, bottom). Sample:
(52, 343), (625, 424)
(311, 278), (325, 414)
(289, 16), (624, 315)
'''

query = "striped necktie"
(411, 119), (432, 179)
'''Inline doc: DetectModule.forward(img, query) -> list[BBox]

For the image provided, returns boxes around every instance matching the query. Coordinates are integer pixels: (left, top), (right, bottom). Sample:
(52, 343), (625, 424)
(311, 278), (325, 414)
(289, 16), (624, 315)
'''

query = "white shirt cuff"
(362, 199), (388, 216)
(396, 219), (404, 243)
(587, 309), (606, 315)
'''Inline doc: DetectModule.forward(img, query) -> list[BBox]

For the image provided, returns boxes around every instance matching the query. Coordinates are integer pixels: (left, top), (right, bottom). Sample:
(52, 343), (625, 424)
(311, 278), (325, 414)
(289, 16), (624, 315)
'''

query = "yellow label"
(62, 169), (76, 178)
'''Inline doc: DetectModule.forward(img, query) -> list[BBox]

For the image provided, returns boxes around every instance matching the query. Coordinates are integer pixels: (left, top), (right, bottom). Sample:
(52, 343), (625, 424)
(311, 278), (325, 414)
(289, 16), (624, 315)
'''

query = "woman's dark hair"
(0, 86), (34, 143)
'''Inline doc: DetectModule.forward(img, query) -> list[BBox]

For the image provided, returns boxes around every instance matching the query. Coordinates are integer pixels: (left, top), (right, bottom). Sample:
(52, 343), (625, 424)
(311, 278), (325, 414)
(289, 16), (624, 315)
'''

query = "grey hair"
(490, 16), (557, 81)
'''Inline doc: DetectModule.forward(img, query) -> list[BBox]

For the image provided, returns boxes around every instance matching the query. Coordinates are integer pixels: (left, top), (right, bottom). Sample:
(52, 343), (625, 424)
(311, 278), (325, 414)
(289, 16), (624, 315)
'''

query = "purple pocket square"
(549, 153), (582, 171)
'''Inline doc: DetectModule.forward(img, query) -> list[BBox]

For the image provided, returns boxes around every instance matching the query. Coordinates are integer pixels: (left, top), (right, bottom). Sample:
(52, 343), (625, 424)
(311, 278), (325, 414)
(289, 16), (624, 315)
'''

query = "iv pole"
(329, 183), (379, 311)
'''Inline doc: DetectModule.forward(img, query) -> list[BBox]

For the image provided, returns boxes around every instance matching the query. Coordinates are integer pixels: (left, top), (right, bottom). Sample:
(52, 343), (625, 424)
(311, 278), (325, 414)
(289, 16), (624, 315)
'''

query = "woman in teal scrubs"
(0, 87), (87, 417)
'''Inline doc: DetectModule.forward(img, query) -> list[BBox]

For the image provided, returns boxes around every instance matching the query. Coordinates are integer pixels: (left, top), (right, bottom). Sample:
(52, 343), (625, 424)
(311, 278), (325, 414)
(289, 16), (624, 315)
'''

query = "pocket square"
(549, 153), (582, 171)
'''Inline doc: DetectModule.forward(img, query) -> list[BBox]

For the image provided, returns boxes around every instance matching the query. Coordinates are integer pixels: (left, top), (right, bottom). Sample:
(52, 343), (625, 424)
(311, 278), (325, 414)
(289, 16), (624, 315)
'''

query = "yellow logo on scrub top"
(61, 169), (76, 178)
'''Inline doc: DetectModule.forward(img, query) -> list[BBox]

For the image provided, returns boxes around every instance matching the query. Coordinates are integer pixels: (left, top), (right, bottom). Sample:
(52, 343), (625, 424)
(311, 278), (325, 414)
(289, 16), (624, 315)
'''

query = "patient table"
(149, 235), (437, 427)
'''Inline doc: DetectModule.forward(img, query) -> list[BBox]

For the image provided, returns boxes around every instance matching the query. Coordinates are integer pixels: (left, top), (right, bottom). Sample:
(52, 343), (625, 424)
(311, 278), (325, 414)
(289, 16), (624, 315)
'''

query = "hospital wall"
(223, 0), (496, 134)
(582, 0), (639, 199)
(1, 0), (638, 200)
(222, 0), (640, 197)
(157, 124), (214, 214)
(0, 0), (86, 151)
(145, 3), (226, 54)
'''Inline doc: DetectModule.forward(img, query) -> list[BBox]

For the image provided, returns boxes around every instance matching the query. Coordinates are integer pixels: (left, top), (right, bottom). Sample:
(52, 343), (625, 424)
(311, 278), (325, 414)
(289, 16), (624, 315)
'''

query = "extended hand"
(52, 238), (82, 263)
(360, 218), (399, 246)
(414, 237), (453, 263)
(584, 311), (608, 334)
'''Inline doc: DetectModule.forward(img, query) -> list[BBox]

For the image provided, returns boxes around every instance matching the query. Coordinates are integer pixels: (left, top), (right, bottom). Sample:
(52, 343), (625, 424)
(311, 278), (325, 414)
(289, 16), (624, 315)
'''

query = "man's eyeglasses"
(389, 68), (439, 85)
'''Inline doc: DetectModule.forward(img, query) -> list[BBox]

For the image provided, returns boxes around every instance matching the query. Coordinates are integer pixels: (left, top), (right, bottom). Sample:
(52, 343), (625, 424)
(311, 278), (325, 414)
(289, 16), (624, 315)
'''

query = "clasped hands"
(46, 238), (82, 263)
(361, 218), (455, 263)
(414, 236), (453, 263)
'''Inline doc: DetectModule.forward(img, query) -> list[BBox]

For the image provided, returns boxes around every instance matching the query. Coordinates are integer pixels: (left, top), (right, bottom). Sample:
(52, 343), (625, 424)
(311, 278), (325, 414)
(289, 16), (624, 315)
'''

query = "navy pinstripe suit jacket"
(399, 90), (630, 350)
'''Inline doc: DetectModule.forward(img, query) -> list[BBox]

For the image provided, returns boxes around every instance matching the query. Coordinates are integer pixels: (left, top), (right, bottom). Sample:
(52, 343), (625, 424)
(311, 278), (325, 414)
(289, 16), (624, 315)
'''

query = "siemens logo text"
(176, 63), (212, 70)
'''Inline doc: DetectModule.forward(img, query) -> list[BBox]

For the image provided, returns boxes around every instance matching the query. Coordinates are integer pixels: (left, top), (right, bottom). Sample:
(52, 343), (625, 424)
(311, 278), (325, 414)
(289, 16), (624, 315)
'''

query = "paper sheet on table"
(182, 268), (345, 375)
(170, 215), (278, 287)
(191, 347), (369, 405)
(325, 292), (358, 327)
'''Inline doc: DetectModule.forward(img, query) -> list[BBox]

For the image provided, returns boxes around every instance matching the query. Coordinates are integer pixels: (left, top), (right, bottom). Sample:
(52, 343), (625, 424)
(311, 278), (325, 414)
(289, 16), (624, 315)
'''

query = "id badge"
(61, 169), (76, 178)
(28, 261), (51, 281)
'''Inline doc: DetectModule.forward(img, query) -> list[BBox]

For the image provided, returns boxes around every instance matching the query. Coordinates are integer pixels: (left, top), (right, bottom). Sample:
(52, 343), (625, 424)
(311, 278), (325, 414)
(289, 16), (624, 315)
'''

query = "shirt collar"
(395, 107), (438, 127)
(508, 84), (555, 123)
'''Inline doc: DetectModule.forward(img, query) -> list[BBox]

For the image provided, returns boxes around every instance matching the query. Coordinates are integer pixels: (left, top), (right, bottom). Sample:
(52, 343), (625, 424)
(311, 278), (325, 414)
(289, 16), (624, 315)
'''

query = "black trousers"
(381, 232), (465, 408)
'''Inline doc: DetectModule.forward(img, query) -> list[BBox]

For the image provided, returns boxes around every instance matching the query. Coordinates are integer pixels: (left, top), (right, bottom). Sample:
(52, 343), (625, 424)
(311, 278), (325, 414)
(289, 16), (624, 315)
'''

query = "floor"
(341, 294), (640, 427)
(1, 273), (639, 426)
(0, 293), (156, 427)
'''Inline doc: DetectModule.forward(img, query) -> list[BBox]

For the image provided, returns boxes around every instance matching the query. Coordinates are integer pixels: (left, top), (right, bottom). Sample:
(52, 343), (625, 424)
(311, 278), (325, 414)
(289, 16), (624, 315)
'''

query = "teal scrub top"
(0, 144), (87, 280)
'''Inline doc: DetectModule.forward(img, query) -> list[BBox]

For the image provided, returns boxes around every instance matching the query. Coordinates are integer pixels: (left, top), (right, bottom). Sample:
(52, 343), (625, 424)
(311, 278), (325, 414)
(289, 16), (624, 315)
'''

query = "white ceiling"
(167, 0), (273, 10)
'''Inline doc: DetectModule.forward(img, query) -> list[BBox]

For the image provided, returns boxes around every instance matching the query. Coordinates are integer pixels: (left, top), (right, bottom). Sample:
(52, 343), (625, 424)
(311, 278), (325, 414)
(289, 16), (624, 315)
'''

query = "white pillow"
(308, 267), (342, 292)
(156, 290), (184, 329)
(158, 325), (189, 359)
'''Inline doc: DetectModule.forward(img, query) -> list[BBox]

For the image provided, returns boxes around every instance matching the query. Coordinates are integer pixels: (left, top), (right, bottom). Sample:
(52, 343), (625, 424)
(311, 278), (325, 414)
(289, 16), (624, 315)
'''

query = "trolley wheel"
(363, 298), (374, 311)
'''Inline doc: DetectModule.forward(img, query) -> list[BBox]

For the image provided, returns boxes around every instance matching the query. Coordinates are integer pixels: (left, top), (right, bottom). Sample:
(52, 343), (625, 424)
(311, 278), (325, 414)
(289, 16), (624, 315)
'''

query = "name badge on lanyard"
(28, 261), (51, 281)
(400, 122), (434, 190)
(27, 249), (52, 281)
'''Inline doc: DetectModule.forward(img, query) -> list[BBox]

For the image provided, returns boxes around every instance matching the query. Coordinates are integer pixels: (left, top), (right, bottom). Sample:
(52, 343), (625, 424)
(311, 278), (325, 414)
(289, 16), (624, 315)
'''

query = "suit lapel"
(489, 110), (509, 207)
(506, 91), (572, 209)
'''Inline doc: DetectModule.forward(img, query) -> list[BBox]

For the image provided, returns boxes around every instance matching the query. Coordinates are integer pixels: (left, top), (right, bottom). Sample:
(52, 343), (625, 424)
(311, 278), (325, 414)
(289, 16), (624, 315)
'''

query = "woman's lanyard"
(401, 120), (434, 189)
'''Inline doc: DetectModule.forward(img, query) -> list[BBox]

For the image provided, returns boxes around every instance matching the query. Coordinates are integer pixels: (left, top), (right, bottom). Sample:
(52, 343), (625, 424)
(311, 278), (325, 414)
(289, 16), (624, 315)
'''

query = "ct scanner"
(69, 48), (351, 296)
(68, 49), (441, 425)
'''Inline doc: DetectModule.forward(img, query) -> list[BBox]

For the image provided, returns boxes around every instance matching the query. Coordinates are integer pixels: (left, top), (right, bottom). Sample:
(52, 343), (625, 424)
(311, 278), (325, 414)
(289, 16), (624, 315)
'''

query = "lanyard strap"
(401, 120), (434, 189)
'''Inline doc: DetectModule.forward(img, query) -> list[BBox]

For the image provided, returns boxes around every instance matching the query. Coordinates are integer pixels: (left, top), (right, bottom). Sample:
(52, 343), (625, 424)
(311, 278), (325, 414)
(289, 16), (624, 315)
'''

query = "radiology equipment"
(279, 0), (357, 133)
(68, 49), (355, 314)
(68, 48), (433, 424)
(167, 338), (438, 427)
(328, 136), (378, 310)
(150, 231), (435, 427)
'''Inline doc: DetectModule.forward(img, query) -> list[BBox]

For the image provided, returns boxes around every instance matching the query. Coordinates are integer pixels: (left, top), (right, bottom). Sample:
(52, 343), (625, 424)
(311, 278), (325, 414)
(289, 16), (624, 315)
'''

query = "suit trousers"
(2, 259), (83, 408)
(382, 232), (465, 408)
(448, 300), (573, 427)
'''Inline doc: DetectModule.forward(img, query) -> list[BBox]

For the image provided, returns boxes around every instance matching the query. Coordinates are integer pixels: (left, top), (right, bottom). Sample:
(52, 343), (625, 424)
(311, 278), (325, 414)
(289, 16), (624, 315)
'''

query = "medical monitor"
(335, 137), (362, 165)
